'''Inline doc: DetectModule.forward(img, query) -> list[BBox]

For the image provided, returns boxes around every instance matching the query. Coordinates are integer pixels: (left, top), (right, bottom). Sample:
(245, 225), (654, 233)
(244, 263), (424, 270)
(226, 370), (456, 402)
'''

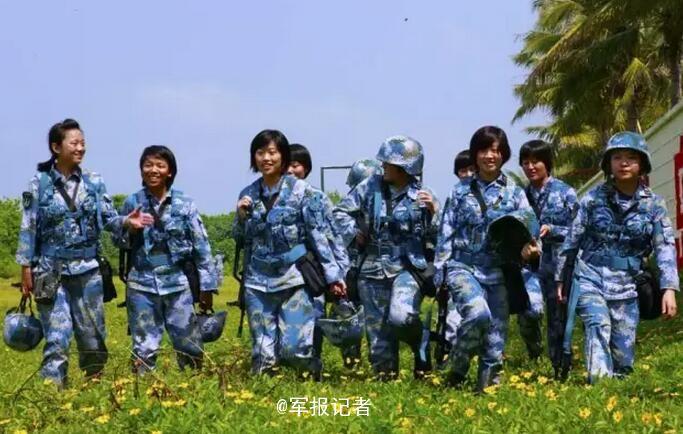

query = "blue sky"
(0, 0), (546, 213)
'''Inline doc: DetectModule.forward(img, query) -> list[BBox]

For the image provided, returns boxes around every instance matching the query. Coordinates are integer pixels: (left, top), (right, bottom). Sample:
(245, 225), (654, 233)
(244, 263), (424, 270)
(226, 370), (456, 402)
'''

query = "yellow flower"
(0, 420), (10, 426)
(606, 396), (617, 412)
(178, 382), (189, 389)
(612, 411), (623, 423)
(129, 408), (141, 416)
(234, 399), (244, 405)
(416, 398), (426, 406)
(526, 390), (537, 398)
(579, 408), (591, 419)
(60, 402), (73, 410)
(239, 390), (254, 400)
(161, 401), (175, 408)
(641, 412), (653, 425)
(537, 376), (549, 385)
(545, 390), (557, 401)
(151, 431), (163, 434)
(464, 408), (476, 418)
(81, 406), (95, 413)
(483, 385), (498, 395)
(496, 407), (509, 415)
(487, 402), (498, 410)
(398, 417), (412, 429)
(95, 414), (110, 424)
(509, 375), (520, 384)
(13, 430), (27, 434)
(641, 364), (651, 371)
(431, 376), (442, 386)
(630, 396), (640, 403)
(521, 371), (533, 380)
(654, 413), (663, 427)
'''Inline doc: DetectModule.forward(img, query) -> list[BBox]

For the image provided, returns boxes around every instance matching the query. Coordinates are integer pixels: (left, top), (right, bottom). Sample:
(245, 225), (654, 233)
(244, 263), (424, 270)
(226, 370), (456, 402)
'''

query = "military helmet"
(487, 209), (540, 263)
(600, 131), (652, 175)
(346, 159), (383, 189)
(376, 135), (424, 176)
(3, 296), (43, 352)
(197, 310), (227, 343)
(317, 301), (364, 348)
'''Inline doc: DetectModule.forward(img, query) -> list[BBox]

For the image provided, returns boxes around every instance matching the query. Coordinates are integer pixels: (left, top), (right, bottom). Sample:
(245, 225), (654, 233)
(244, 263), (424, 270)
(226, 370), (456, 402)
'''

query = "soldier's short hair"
(249, 129), (291, 174)
(139, 145), (178, 187)
(453, 150), (472, 175)
(469, 126), (511, 168)
(519, 139), (553, 173)
(289, 143), (313, 178)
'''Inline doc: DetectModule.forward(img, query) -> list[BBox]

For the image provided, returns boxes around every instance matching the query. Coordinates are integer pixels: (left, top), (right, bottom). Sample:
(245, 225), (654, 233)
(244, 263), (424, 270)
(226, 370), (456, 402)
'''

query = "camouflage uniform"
(558, 132), (679, 383)
(214, 254), (225, 289)
(233, 174), (345, 375)
(517, 177), (578, 367)
(333, 136), (439, 376)
(114, 188), (217, 372)
(16, 166), (126, 386)
(434, 172), (542, 389)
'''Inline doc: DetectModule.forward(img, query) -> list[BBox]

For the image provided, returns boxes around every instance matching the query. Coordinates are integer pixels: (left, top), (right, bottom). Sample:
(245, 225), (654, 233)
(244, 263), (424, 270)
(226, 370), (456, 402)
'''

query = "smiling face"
(254, 141), (283, 177)
(142, 155), (173, 189)
(52, 129), (85, 167)
(521, 157), (549, 184)
(475, 141), (503, 178)
(610, 149), (642, 181)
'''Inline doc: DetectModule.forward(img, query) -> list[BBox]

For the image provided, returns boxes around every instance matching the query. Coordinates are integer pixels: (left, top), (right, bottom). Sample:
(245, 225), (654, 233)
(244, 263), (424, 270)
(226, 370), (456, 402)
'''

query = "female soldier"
(233, 130), (346, 378)
(517, 140), (578, 378)
(333, 135), (439, 380)
(557, 132), (678, 383)
(434, 126), (542, 391)
(115, 146), (217, 373)
(16, 119), (153, 387)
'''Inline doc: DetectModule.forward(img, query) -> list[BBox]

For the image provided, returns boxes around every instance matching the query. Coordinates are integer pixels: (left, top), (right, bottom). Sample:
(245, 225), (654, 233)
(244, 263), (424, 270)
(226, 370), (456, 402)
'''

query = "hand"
(199, 291), (214, 312)
(556, 282), (565, 304)
(126, 206), (154, 230)
(662, 289), (677, 319)
(355, 231), (367, 248)
(539, 224), (551, 238)
(417, 190), (437, 215)
(237, 196), (253, 220)
(329, 281), (347, 298)
(521, 238), (541, 262)
(21, 266), (32, 296)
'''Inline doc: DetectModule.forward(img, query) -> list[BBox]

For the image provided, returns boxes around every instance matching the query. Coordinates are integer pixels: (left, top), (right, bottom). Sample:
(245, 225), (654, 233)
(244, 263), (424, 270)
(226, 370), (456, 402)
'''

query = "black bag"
(295, 252), (328, 297)
(345, 266), (361, 303)
(635, 270), (662, 320)
(181, 259), (201, 304)
(407, 262), (437, 298)
(97, 256), (118, 303)
(32, 268), (61, 304)
(501, 263), (530, 315)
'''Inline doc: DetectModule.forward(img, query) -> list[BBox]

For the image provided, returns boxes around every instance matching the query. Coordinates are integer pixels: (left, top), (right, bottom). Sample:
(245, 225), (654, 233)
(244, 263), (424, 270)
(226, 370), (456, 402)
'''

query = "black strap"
(525, 186), (549, 220)
(470, 178), (487, 215)
(146, 192), (171, 231)
(54, 178), (81, 212)
(258, 181), (280, 216)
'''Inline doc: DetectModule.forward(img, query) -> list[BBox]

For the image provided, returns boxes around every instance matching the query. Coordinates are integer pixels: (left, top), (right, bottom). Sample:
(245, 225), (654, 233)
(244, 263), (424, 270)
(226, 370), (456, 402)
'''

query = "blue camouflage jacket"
(332, 174), (440, 280)
(16, 166), (125, 276)
(556, 182), (679, 300)
(434, 172), (535, 287)
(114, 188), (217, 296)
(232, 175), (345, 293)
(525, 177), (578, 275)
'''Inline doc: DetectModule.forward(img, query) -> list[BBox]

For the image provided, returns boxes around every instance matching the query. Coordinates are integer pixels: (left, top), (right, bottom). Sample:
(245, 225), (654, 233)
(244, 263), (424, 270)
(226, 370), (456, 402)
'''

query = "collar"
(260, 175), (286, 199)
(144, 187), (173, 205)
(529, 176), (553, 195)
(50, 164), (82, 184)
(474, 171), (507, 189)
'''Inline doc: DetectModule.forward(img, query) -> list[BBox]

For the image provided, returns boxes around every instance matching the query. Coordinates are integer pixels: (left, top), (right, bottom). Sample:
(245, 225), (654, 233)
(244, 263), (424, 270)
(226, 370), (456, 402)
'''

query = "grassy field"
(0, 277), (682, 433)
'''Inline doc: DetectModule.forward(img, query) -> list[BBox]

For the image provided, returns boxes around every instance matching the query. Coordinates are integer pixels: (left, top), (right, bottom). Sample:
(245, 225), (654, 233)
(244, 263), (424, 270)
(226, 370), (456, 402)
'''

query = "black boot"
(446, 371), (466, 388)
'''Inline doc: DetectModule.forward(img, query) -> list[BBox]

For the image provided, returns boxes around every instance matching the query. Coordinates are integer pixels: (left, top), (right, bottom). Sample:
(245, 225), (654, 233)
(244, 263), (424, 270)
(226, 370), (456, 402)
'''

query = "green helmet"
(487, 209), (540, 264)
(346, 159), (382, 189)
(376, 135), (424, 176)
(600, 131), (652, 175)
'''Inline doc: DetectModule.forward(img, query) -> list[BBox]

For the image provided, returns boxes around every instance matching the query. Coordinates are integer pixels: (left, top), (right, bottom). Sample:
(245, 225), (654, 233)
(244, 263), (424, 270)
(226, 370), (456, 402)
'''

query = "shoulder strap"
(470, 178), (487, 215)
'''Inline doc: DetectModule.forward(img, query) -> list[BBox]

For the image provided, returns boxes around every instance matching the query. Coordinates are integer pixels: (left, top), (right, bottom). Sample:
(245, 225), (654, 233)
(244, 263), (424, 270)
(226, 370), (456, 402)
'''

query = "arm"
(302, 189), (344, 285)
(547, 186), (578, 242)
(188, 201), (218, 292)
(111, 195), (136, 249)
(433, 188), (458, 287)
(322, 193), (351, 274)
(16, 177), (40, 268)
(333, 182), (367, 247)
(652, 197), (680, 291)
(555, 195), (589, 283)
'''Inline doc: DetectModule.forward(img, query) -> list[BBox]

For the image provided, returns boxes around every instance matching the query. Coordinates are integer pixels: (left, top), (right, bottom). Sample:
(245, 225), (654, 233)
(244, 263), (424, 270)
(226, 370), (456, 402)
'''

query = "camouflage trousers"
(358, 271), (429, 375)
(445, 266), (543, 388)
(518, 267), (568, 367)
(36, 267), (108, 387)
(245, 286), (319, 375)
(127, 287), (203, 373)
(312, 295), (362, 368)
(516, 267), (548, 360)
(575, 280), (639, 383)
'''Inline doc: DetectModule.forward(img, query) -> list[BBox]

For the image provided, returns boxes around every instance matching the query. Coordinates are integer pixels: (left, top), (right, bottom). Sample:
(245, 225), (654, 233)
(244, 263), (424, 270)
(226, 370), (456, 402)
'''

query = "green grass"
(1, 278), (682, 433)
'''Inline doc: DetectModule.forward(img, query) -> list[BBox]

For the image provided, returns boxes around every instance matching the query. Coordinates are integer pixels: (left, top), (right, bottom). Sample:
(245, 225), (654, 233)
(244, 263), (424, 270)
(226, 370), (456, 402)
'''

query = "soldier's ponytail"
(37, 118), (81, 172)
